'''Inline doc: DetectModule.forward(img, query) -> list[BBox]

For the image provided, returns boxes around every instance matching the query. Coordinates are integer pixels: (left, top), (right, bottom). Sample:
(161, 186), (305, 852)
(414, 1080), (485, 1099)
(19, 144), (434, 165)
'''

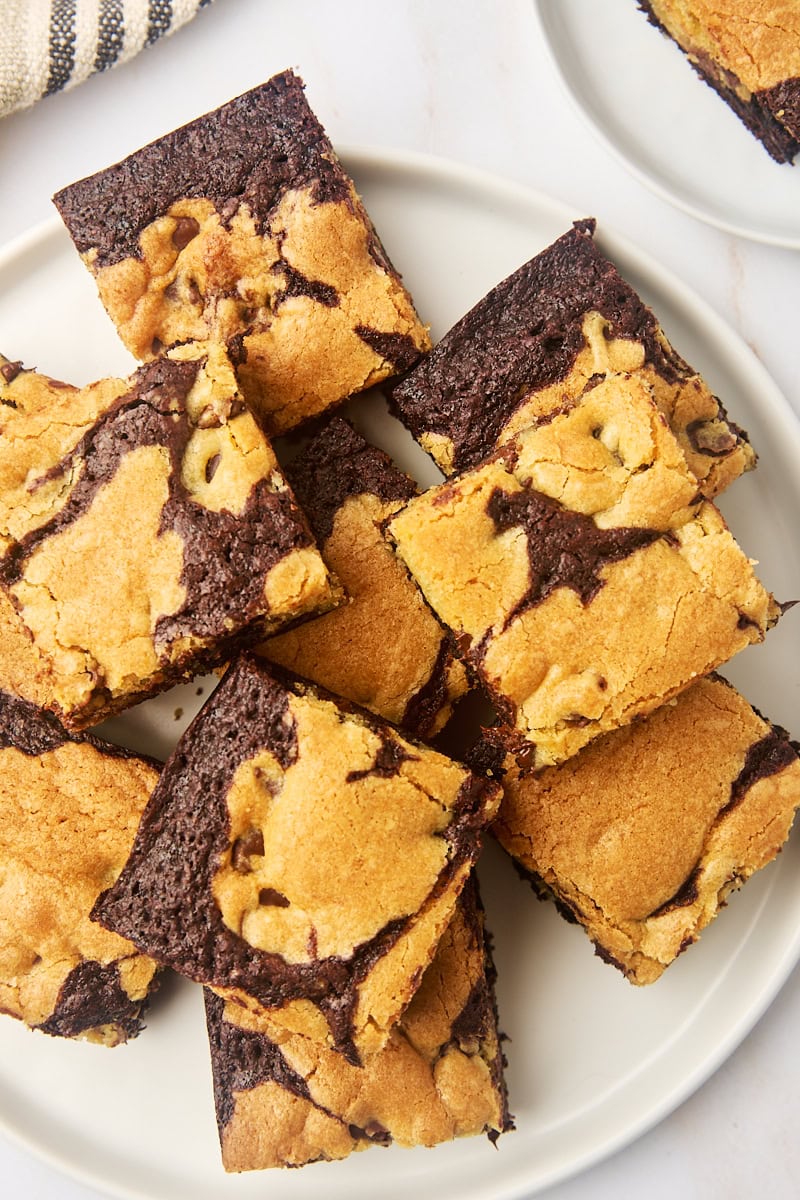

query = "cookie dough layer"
(205, 877), (510, 1171)
(53, 70), (430, 435)
(494, 675), (800, 983)
(260, 418), (468, 737)
(639, 1), (800, 163)
(92, 655), (500, 1062)
(388, 376), (778, 768)
(387, 219), (753, 494)
(0, 349), (338, 729)
(0, 690), (160, 1043)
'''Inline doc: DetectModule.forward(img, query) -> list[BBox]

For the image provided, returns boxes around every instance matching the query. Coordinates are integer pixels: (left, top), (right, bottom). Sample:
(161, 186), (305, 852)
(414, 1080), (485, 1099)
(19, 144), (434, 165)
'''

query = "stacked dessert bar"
(637, 1), (800, 164)
(0, 71), (510, 1172)
(0, 66), (797, 1180)
(385, 218), (800, 982)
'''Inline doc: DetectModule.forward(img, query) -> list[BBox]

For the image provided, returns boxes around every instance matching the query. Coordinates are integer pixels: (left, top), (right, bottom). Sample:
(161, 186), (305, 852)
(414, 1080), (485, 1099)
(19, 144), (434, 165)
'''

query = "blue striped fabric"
(1, 0), (214, 119)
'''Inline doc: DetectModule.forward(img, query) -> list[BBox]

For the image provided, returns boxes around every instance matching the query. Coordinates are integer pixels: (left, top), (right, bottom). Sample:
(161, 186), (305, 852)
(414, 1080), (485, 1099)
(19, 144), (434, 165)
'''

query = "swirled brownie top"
(388, 373), (779, 769)
(260, 417), (469, 737)
(204, 875), (511, 1171)
(0, 689), (160, 1044)
(53, 71), (431, 435)
(92, 654), (500, 1063)
(0, 346), (338, 729)
(386, 219), (753, 494)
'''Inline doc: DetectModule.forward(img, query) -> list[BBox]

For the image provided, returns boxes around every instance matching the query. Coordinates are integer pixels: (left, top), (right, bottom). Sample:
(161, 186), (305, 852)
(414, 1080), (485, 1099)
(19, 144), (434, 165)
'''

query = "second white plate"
(0, 149), (799, 1200)
(533, 0), (800, 247)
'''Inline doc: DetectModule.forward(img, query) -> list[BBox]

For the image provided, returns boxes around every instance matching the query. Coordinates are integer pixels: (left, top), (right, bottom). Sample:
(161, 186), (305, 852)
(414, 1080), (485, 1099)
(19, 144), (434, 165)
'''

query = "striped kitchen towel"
(0, 0), (215, 119)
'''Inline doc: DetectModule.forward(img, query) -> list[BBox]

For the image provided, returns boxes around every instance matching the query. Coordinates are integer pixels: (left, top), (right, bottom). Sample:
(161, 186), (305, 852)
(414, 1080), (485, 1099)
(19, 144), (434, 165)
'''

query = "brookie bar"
(386, 219), (754, 495)
(0, 690), (160, 1044)
(53, 70), (431, 435)
(0, 347), (338, 729)
(260, 416), (469, 737)
(92, 654), (501, 1062)
(493, 675), (800, 983)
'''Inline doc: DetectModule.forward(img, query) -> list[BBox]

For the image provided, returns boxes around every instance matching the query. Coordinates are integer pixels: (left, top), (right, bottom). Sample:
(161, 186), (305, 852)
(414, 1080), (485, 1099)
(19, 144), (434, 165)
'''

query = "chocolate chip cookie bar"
(388, 374), (779, 769)
(204, 876), (510, 1170)
(92, 654), (501, 1062)
(493, 675), (800, 983)
(387, 220), (753, 496)
(260, 417), (468, 737)
(53, 70), (431, 436)
(0, 689), (160, 1043)
(639, 1), (800, 163)
(0, 348), (338, 730)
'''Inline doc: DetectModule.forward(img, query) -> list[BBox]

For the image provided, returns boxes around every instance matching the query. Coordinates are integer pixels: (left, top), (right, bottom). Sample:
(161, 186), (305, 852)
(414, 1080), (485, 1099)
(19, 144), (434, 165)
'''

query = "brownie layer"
(388, 374), (778, 768)
(92, 655), (500, 1061)
(0, 690), (160, 1044)
(638, 1), (800, 162)
(386, 220), (753, 494)
(260, 417), (469, 736)
(204, 877), (511, 1170)
(0, 348), (337, 728)
(53, 70), (430, 434)
(493, 675), (800, 983)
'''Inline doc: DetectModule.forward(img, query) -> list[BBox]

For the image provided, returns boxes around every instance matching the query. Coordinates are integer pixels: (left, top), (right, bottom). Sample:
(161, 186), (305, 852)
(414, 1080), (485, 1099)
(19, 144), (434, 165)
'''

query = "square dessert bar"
(204, 876), (510, 1171)
(638, 1), (800, 164)
(92, 654), (501, 1063)
(0, 689), (160, 1044)
(53, 69), (431, 436)
(388, 373), (779, 769)
(0, 348), (338, 730)
(386, 219), (754, 496)
(493, 675), (800, 984)
(259, 417), (469, 738)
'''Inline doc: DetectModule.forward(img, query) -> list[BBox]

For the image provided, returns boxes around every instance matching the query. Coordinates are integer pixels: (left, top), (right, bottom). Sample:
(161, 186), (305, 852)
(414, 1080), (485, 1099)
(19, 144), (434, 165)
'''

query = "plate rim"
(1, 144), (800, 1200)
(530, 0), (800, 250)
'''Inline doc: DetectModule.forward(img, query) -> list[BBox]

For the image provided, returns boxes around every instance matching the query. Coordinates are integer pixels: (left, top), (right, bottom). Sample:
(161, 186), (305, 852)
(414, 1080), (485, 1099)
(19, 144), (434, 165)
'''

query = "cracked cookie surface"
(0, 690), (160, 1043)
(387, 219), (754, 493)
(204, 876), (510, 1170)
(53, 70), (430, 435)
(388, 375), (779, 768)
(639, 1), (800, 162)
(0, 348), (338, 729)
(92, 654), (500, 1062)
(260, 417), (468, 737)
(493, 675), (800, 983)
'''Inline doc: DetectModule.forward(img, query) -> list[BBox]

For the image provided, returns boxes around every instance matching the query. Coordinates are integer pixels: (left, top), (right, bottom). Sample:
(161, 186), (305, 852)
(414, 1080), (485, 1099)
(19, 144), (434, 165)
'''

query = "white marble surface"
(0, 0), (798, 1196)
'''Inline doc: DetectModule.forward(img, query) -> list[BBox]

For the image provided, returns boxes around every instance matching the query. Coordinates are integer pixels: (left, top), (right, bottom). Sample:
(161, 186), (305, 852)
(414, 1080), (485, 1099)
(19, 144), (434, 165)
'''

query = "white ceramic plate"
(532, 0), (800, 247)
(1, 149), (799, 1200)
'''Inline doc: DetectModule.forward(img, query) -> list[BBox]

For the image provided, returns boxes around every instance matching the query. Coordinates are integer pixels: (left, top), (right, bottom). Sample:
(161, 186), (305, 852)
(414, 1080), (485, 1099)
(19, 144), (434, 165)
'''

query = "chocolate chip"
(204, 453), (221, 484)
(687, 418), (739, 457)
(196, 405), (222, 429)
(258, 887), (290, 907)
(0, 360), (22, 384)
(171, 216), (200, 250)
(45, 377), (74, 390)
(231, 827), (265, 872)
(253, 766), (281, 795)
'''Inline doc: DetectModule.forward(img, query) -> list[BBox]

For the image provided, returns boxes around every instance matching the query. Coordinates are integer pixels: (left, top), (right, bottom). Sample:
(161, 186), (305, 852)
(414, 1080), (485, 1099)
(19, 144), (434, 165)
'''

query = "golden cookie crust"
(0, 690), (160, 1043)
(493, 675), (800, 983)
(205, 878), (510, 1171)
(639, 1), (800, 162)
(0, 348), (338, 729)
(53, 71), (430, 435)
(92, 655), (500, 1062)
(260, 418), (468, 736)
(388, 375), (778, 768)
(387, 220), (754, 493)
